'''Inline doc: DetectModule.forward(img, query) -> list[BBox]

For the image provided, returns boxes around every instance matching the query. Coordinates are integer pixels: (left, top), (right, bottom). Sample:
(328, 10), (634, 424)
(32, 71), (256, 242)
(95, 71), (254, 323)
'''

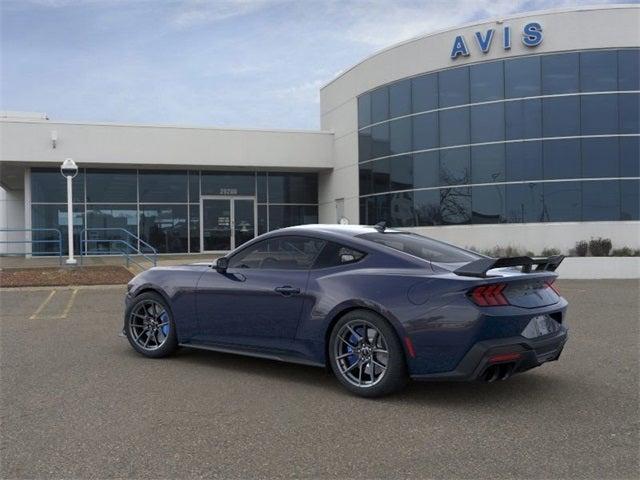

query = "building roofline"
(320, 4), (639, 91)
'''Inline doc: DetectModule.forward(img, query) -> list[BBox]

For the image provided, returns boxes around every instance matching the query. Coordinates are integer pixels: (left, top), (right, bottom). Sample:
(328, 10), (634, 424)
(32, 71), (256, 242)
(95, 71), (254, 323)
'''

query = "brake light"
(488, 352), (522, 363)
(470, 283), (509, 306)
(546, 279), (560, 295)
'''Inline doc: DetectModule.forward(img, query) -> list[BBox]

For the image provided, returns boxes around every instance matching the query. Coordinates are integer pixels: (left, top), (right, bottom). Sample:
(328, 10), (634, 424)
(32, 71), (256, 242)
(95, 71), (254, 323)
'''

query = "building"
(1, 5), (638, 257)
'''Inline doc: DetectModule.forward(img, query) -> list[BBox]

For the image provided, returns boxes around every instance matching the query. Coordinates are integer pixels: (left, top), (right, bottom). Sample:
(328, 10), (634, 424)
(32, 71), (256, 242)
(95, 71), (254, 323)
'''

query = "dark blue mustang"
(124, 224), (568, 397)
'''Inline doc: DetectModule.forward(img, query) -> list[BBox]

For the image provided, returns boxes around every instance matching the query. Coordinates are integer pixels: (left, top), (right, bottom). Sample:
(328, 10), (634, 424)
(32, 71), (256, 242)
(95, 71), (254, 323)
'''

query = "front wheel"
(125, 292), (178, 358)
(329, 310), (408, 397)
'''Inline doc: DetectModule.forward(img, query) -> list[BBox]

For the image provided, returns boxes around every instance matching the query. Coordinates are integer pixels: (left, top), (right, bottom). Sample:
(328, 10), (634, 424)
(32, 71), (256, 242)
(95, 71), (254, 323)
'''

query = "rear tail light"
(470, 283), (509, 306)
(546, 279), (560, 295)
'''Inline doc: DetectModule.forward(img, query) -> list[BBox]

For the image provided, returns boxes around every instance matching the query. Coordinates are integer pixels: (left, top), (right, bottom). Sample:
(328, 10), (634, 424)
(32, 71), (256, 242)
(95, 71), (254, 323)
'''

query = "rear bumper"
(411, 326), (567, 382)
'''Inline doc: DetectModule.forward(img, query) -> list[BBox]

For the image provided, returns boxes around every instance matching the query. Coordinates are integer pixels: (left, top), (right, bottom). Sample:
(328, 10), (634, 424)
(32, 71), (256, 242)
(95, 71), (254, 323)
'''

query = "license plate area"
(521, 314), (561, 339)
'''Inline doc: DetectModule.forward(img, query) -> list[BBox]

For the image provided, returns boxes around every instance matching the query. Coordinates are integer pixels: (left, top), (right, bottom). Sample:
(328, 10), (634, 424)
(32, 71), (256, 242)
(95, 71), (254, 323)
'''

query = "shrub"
(541, 247), (561, 256)
(610, 247), (640, 257)
(589, 237), (612, 257)
(481, 245), (529, 258)
(574, 241), (589, 257)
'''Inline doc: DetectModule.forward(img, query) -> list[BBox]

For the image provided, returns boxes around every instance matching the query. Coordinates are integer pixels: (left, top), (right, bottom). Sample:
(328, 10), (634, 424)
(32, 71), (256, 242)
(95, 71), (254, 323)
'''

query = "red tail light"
(546, 279), (560, 295)
(470, 283), (509, 306)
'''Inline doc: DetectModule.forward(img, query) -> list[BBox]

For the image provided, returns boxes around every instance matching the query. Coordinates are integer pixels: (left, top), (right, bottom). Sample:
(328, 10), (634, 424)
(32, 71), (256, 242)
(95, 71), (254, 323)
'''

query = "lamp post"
(60, 158), (78, 265)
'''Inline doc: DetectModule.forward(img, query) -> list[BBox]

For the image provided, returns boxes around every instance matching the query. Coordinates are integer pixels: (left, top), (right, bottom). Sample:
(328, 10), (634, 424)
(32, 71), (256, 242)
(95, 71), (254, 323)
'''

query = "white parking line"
(28, 288), (80, 320)
(29, 290), (56, 320)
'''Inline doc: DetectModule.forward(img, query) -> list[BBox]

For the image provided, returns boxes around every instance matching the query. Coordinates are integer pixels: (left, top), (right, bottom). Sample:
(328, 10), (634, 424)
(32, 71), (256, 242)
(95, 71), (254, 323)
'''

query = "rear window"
(358, 232), (481, 264)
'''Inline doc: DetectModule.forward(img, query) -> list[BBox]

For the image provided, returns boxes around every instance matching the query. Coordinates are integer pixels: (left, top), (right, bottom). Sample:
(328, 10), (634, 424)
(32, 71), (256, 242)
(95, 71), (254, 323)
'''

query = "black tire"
(329, 309), (408, 397)
(124, 291), (178, 358)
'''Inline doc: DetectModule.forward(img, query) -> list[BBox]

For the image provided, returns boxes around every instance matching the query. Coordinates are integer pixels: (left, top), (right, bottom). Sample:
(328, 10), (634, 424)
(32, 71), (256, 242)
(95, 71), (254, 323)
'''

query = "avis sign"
(450, 22), (543, 59)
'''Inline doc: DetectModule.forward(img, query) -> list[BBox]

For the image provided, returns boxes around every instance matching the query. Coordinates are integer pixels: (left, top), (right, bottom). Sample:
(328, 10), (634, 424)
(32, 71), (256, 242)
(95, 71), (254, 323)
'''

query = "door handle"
(274, 285), (301, 296)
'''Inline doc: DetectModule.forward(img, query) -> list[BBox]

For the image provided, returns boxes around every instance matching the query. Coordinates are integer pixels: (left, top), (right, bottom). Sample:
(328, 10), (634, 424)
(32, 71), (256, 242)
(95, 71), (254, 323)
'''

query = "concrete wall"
(0, 186), (26, 254)
(558, 257), (640, 280)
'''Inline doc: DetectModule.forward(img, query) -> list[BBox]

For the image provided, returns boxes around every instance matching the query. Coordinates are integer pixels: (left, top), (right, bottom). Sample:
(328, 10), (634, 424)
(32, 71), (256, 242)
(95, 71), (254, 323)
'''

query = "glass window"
(506, 183), (543, 223)
(86, 169), (136, 203)
(189, 204), (200, 252)
(188, 171), (200, 203)
(86, 205), (138, 254)
(439, 108), (469, 147)
(229, 236), (325, 270)
(544, 139), (581, 179)
(256, 172), (267, 203)
(389, 117), (412, 155)
(580, 51), (617, 92)
(413, 152), (440, 189)
(412, 112), (438, 151)
(31, 204), (84, 255)
(470, 103), (504, 143)
(542, 97), (580, 137)
(620, 136), (640, 177)
(412, 73), (438, 113)
(372, 158), (390, 193)
(359, 162), (373, 196)
(621, 180), (640, 220)
(390, 155), (413, 191)
(368, 195), (391, 226)
(470, 61), (504, 102)
(268, 205), (318, 230)
(389, 192), (415, 227)
(618, 49), (640, 91)
(505, 56), (540, 98)
(139, 170), (187, 203)
(371, 123), (390, 158)
(440, 187), (471, 225)
(581, 94), (618, 135)
(543, 182), (581, 222)
(370, 86), (389, 123)
(471, 144), (505, 184)
(257, 204), (268, 234)
(358, 94), (371, 128)
(413, 189), (441, 225)
(505, 99), (542, 140)
(268, 173), (317, 204)
(472, 185), (505, 224)
(439, 67), (469, 108)
(541, 53), (579, 94)
(139, 205), (188, 253)
(582, 181), (620, 221)
(201, 172), (254, 196)
(619, 93), (639, 134)
(313, 242), (366, 269)
(440, 147), (470, 186)
(389, 79), (411, 118)
(506, 141), (543, 182)
(31, 168), (85, 203)
(582, 137), (619, 178)
(359, 128), (372, 162)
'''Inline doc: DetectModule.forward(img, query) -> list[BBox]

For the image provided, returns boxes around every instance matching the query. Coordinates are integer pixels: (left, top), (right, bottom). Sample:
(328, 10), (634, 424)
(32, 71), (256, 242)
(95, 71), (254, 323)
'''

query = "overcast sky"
(0, 0), (631, 129)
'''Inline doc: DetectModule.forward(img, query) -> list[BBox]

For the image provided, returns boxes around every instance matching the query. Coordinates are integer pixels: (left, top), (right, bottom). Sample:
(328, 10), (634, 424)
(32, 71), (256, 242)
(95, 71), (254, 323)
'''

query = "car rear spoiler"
(454, 255), (565, 278)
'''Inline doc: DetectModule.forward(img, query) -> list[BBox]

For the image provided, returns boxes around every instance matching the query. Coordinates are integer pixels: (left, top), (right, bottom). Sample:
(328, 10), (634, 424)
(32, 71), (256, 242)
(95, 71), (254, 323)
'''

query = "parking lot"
(1, 280), (638, 479)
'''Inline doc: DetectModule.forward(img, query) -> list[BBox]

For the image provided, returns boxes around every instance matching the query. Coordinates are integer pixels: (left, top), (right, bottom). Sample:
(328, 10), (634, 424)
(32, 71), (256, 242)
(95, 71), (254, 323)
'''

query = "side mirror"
(215, 257), (229, 273)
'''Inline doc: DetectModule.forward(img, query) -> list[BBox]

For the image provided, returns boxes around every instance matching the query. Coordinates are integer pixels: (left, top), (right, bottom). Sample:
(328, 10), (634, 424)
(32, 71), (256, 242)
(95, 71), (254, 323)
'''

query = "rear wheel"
(329, 310), (407, 397)
(125, 292), (178, 358)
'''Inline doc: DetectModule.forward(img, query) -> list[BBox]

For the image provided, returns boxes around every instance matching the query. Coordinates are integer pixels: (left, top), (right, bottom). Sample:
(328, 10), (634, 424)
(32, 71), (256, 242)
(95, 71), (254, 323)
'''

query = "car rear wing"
(454, 255), (565, 278)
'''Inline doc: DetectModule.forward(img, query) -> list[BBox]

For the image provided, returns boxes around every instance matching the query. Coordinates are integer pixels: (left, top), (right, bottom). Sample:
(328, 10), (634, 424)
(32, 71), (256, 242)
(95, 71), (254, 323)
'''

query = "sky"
(0, 0), (632, 130)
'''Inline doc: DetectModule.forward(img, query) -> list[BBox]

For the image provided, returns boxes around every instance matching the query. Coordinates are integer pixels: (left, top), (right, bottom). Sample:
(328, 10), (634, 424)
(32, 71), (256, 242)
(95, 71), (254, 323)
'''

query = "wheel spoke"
(338, 335), (357, 349)
(358, 362), (363, 385)
(372, 359), (387, 370)
(130, 300), (169, 350)
(346, 325), (362, 341)
(336, 352), (353, 360)
(343, 360), (360, 374)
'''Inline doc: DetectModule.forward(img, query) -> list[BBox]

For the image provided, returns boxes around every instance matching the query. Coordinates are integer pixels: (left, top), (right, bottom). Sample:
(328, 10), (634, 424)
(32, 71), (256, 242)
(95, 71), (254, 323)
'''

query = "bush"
(541, 247), (561, 256)
(610, 247), (640, 257)
(481, 245), (530, 258)
(574, 241), (589, 257)
(589, 237), (612, 257)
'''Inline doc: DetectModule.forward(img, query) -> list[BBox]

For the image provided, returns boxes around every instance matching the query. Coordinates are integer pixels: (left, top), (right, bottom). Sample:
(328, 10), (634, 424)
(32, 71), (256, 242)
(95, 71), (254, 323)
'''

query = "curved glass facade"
(358, 48), (640, 226)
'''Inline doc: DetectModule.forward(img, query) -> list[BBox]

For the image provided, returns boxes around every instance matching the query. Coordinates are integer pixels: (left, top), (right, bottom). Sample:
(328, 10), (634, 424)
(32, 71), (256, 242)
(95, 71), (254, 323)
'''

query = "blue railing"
(0, 228), (63, 264)
(80, 228), (158, 269)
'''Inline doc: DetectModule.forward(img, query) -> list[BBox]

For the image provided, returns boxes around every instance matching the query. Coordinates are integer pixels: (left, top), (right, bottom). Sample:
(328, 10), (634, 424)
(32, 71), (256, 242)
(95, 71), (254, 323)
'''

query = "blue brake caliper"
(346, 330), (359, 368)
(160, 311), (170, 336)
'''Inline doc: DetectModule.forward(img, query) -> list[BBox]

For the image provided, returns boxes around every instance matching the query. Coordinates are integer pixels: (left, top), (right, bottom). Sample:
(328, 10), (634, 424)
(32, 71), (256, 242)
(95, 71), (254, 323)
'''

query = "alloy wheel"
(129, 300), (170, 351)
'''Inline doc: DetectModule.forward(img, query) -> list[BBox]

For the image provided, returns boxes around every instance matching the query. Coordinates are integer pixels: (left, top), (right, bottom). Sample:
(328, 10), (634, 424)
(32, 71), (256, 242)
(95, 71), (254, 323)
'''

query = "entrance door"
(201, 197), (256, 252)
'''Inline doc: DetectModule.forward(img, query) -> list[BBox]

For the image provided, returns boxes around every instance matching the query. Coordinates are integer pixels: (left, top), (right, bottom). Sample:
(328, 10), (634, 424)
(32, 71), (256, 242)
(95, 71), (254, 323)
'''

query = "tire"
(329, 309), (408, 397)
(124, 291), (178, 358)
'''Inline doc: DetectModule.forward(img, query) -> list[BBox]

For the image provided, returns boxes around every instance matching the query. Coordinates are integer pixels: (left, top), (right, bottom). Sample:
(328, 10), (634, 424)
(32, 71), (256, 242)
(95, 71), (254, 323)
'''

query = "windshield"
(358, 232), (482, 264)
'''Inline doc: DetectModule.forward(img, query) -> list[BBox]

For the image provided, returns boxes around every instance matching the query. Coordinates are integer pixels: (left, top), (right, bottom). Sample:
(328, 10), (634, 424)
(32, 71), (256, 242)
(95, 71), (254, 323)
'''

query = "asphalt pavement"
(1, 280), (638, 479)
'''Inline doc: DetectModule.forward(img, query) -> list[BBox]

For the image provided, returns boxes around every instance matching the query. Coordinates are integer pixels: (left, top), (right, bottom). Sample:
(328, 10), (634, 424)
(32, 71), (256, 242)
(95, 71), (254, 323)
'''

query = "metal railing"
(0, 228), (63, 264)
(80, 228), (158, 270)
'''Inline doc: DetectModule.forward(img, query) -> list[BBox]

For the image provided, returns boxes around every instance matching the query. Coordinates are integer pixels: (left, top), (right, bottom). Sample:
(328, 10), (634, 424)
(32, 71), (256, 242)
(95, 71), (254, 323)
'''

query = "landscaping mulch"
(0, 266), (134, 288)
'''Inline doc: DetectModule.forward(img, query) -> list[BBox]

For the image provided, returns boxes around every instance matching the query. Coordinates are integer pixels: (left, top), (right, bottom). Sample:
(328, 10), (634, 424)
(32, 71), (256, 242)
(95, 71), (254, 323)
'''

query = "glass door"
(201, 197), (256, 252)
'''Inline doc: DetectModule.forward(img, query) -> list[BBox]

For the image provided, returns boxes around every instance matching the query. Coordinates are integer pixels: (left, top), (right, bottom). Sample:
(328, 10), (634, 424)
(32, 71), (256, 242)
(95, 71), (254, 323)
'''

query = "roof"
(273, 224), (402, 237)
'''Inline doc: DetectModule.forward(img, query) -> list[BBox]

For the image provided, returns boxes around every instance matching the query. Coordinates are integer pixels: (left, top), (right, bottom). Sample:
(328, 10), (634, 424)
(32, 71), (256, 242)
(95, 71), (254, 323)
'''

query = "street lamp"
(60, 158), (78, 265)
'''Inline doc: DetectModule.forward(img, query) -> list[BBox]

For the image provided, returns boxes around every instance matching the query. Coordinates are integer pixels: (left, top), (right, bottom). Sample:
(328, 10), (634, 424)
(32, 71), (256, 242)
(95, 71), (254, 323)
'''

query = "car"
(123, 223), (568, 397)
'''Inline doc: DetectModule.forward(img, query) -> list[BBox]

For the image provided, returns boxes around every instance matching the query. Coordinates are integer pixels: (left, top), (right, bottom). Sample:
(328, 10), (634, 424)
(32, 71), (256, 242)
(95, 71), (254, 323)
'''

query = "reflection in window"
(470, 103), (505, 143)
(189, 204), (200, 252)
(412, 73), (438, 113)
(619, 93), (639, 134)
(358, 94), (371, 128)
(505, 56), (540, 98)
(440, 187), (471, 225)
(505, 99), (542, 140)
(618, 49), (640, 91)
(543, 139), (581, 180)
(506, 142), (543, 182)
(140, 205), (188, 253)
(256, 172), (267, 203)
(390, 155), (413, 191)
(414, 189), (441, 226)
(582, 137), (619, 178)
(139, 170), (187, 203)
(268, 205), (318, 230)
(440, 148), (470, 186)
(389, 117), (412, 155)
(620, 136), (640, 177)
(359, 162), (373, 196)
(201, 172), (254, 196)
(439, 108), (469, 147)
(390, 192), (415, 227)
(543, 182), (581, 222)
(373, 158), (390, 193)
(583, 181), (620, 221)
(621, 180), (640, 220)
(581, 94), (618, 135)
(506, 183), (543, 223)
(389, 79), (411, 118)
(470, 61), (504, 102)
(188, 171), (200, 203)
(439, 67), (469, 108)
(412, 112), (438, 151)
(371, 123), (390, 158)
(371, 86), (389, 123)
(31, 204), (84, 255)
(268, 173), (317, 204)
(31, 169), (85, 203)
(580, 51), (617, 92)
(257, 204), (268, 235)
(86, 170), (137, 203)
(543, 96), (580, 137)
(471, 144), (505, 184)
(541, 53), (579, 94)
(359, 128), (372, 162)
(86, 205), (138, 254)
(472, 185), (505, 224)
(413, 152), (440, 189)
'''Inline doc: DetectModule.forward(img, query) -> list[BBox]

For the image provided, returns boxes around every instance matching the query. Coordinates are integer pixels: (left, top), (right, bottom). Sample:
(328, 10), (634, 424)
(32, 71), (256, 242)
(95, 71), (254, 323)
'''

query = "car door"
(195, 235), (326, 351)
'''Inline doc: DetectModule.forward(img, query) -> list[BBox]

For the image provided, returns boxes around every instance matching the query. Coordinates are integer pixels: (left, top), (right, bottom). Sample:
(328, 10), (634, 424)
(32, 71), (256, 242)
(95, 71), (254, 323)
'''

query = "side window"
(313, 242), (366, 269)
(228, 236), (325, 270)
